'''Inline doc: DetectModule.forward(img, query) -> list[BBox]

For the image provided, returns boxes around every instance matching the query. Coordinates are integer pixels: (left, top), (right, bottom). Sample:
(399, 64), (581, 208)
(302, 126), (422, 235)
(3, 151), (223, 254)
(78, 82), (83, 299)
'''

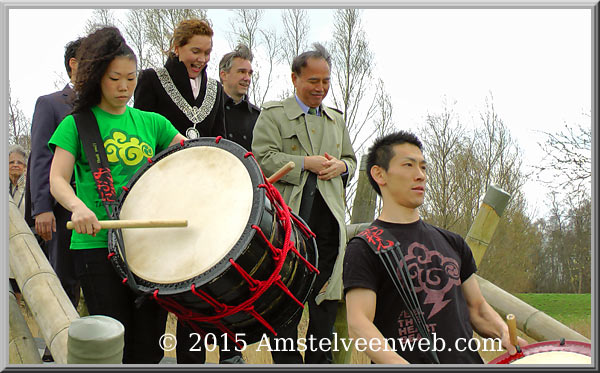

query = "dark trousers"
(176, 320), (243, 363)
(72, 248), (167, 364)
(48, 205), (80, 308)
(270, 191), (340, 364)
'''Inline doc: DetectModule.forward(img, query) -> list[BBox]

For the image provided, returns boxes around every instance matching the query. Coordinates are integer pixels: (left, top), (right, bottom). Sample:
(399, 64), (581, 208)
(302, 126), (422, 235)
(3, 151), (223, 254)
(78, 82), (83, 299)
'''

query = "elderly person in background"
(9, 145), (27, 215)
(8, 144), (27, 305)
(252, 43), (357, 364)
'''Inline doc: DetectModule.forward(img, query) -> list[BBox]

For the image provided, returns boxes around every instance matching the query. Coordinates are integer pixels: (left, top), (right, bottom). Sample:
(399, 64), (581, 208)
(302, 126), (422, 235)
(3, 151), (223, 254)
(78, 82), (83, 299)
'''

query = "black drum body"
(108, 137), (318, 344)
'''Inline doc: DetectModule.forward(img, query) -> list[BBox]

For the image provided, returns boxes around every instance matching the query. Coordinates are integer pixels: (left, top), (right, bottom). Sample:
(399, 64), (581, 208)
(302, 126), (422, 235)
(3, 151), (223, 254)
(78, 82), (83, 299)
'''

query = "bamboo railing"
(8, 195), (79, 364)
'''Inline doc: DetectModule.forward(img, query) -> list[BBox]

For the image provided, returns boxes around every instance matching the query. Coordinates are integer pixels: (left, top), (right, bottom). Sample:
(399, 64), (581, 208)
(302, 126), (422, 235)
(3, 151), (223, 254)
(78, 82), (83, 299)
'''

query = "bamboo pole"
(465, 184), (511, 266)
(346, 223), (372, 240)
(8, 195), (79, 364)
(68, 315), (125, 364)
(9, 285), (43, 364)
(350, 156), (377, 224)
(476, 274), (589, 343)
(464, 185), (589, 343)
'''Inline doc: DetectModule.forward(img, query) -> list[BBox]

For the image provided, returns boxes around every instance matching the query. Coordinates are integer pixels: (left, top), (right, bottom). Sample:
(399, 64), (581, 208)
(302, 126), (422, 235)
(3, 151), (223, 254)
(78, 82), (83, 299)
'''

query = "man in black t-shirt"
(343, 131), (526, 364)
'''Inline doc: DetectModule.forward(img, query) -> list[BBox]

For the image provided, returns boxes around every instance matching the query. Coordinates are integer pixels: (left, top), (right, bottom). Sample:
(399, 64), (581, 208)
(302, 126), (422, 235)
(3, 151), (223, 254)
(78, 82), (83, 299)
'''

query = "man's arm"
(346, 288), (409, 364)
(319, 123), (357, 182)
(251, 109), (304, 185)
(339, 123), (357, 179)
(462, 275), (527, 355)
(29, 95), (58, 240)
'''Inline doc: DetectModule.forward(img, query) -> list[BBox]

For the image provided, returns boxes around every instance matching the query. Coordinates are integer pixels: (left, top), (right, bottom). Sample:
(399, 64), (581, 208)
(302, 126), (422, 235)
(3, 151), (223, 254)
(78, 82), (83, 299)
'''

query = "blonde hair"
(169, 18), (213, 57)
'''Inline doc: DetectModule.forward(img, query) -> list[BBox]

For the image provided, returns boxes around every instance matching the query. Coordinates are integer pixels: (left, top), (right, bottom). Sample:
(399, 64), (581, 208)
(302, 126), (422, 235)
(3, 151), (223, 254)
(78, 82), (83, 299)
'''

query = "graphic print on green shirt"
(105, 128), (155, 176)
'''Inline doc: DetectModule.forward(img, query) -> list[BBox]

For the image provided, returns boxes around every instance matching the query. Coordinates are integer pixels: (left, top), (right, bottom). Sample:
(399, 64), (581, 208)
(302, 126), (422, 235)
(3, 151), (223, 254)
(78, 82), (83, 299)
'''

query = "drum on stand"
(488, 340), (591, 365)
(107, 137), (318, 344)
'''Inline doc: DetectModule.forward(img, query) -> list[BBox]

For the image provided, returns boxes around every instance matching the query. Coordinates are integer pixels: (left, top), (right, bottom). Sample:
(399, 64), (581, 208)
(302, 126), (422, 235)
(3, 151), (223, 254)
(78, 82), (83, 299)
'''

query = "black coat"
(224, 94), (260, 152)
(25, 84), (74, 226)
(134, 56), (226, 138)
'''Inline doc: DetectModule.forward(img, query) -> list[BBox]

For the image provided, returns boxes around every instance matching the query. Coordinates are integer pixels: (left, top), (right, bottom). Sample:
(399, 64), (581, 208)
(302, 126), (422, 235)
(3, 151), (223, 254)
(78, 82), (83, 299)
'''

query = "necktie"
(308, 107), (317, 115)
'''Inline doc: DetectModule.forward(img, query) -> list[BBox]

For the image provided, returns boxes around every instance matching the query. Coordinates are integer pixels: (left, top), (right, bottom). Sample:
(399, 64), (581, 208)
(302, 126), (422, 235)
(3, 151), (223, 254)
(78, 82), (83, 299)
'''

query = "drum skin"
(108, 137), (318, 344)
(488, 340), (591, 365)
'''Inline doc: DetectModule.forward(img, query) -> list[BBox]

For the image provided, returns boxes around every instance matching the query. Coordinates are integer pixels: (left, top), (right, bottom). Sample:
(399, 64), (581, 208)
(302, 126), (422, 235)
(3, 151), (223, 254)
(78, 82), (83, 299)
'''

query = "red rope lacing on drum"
(152, 153), (318, 346)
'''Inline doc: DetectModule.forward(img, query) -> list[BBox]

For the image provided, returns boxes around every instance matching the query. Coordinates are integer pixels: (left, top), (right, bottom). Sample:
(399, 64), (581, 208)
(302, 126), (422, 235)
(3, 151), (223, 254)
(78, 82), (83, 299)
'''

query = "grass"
(514, 293), (591, 329)
(514, 293), (592, 340)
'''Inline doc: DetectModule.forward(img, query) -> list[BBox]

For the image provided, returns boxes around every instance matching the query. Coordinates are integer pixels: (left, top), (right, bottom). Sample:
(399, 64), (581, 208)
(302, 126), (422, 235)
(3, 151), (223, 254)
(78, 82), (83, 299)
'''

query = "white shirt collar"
(190, 75), (202, 99)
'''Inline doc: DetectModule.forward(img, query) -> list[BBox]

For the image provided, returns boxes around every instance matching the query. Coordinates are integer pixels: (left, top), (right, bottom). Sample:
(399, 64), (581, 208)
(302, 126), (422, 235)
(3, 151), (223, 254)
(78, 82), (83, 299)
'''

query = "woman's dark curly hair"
(72, 27), (137, 113)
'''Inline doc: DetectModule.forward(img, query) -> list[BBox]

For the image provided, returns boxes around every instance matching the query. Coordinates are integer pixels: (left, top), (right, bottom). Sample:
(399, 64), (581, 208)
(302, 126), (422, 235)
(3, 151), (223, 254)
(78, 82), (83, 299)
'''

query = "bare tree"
(84, 8), (117, 34)
(473, 96), (526, 199)
(419, 97), (526, 232)
(533, 193), (591, 293)
(535, 113), (591, 200)
(226, 9), (280, 107)
(372, 79), (395, 139)
(280, 9), (309, 66)
(8, 84), (31, 151)
(255, 28), (281, 106)
(328, 9), (380, 222)
(417, 98), (542, 292)
(228, 9), (262, 51)
(330, 9), (378, 155)
(123, 9), (150, 70)
(419, 103), (470, 231)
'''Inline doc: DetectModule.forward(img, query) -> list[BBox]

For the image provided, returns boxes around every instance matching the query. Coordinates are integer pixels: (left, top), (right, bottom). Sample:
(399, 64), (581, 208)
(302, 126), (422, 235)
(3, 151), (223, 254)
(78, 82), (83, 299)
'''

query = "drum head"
(118, 145), (254, 284)
(488, 340), (591, 365)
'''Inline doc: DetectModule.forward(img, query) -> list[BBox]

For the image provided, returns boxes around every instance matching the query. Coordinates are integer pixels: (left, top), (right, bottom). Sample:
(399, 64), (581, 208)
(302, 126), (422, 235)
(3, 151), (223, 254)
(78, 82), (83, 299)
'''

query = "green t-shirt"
(49, 105), (179, 250)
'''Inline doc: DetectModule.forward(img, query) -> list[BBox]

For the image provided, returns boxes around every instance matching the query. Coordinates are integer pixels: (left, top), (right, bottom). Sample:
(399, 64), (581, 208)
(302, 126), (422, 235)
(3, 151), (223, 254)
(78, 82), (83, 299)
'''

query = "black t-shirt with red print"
(343, 219), (484, 364)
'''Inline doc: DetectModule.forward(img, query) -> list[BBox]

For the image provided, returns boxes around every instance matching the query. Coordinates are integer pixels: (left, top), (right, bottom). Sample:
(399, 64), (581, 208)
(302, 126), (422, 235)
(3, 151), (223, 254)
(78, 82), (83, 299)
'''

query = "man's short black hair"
(366, 131), (423, 196)
(64, 37), (84, 78)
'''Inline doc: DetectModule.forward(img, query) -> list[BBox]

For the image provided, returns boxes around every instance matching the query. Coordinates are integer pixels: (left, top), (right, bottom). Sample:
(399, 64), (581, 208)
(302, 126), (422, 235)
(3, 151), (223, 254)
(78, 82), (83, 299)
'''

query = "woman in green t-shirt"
(49, 26), (185, 364)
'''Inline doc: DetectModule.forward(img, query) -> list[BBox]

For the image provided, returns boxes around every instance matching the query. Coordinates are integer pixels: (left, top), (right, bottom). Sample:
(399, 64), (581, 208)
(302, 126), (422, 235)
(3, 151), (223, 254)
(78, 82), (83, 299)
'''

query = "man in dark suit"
(219, 44), (260, 152)
(25, 37), (84, 312)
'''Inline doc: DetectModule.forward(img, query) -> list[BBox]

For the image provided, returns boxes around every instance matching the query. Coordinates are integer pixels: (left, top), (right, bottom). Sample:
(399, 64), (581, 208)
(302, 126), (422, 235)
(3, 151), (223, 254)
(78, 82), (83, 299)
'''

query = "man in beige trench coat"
(252, 43), (357, 364)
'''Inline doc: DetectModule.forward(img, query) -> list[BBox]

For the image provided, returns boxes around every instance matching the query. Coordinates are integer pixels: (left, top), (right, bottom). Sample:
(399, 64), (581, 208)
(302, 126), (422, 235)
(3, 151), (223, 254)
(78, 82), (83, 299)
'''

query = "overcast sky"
(6, 6), (593, 219)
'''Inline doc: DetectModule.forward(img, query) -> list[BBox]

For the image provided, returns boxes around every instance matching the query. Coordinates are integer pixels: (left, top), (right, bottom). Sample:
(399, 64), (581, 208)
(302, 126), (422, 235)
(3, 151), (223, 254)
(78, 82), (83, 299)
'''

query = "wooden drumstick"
(66, 219), (188, 230)
(506, 313), (521, 352)
(267, 161), (295, 184)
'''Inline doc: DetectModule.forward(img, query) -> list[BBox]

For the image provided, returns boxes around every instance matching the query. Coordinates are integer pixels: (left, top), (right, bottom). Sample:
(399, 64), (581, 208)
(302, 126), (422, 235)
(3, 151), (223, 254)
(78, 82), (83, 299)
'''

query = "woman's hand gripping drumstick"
(66, 219), (188, 231)
(267, 161), (295, 184)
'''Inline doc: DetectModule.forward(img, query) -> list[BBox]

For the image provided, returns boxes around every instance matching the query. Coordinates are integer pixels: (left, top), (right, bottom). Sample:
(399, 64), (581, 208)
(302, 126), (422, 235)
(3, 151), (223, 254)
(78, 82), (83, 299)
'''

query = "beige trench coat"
(252, 96), (357, 304)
